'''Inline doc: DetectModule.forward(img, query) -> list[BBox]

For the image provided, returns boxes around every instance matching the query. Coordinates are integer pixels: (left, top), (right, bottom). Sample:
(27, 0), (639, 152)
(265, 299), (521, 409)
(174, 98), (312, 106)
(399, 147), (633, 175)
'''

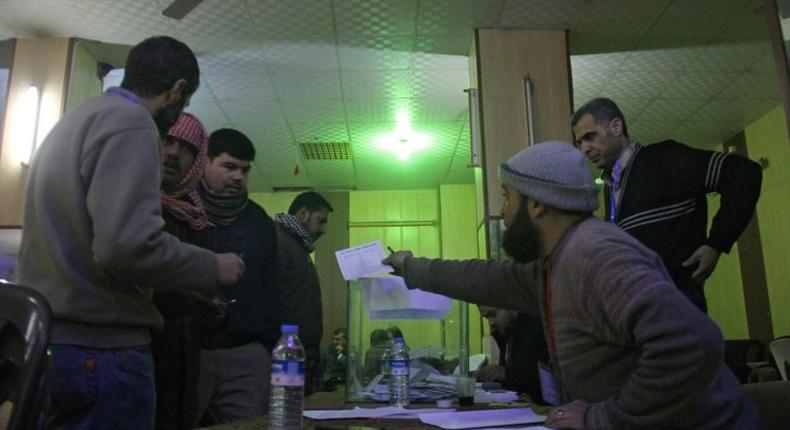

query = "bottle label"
(390, 359), (409, 376)
(271, 359), (305, 387)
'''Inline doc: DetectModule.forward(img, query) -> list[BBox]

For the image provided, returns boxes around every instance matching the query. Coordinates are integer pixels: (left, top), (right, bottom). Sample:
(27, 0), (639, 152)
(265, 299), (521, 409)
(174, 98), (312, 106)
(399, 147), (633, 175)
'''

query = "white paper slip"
(335, 241), (394, 280)
(418, 408), (546, 429)
(304, 406), (453, 420)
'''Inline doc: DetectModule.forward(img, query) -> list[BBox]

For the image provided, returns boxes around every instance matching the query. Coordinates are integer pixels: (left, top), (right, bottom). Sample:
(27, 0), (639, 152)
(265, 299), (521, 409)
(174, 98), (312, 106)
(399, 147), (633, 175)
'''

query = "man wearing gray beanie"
(384, 141), (761, 429)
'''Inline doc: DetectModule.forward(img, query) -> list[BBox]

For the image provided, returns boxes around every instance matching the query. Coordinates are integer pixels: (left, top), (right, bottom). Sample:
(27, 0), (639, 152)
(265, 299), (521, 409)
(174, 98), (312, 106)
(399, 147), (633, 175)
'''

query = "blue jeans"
(47, 345), (155, 430)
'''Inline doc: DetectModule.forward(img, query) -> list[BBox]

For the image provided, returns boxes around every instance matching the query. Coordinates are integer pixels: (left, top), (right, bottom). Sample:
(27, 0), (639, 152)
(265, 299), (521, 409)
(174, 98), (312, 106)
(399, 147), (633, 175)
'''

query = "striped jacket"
(604, 140), (762, 311)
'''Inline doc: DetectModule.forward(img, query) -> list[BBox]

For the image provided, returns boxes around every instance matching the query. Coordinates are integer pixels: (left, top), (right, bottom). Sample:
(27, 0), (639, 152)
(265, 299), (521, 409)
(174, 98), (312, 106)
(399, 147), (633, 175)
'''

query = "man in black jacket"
(572, 97), (762, 312)
(192, 129), (279, 425)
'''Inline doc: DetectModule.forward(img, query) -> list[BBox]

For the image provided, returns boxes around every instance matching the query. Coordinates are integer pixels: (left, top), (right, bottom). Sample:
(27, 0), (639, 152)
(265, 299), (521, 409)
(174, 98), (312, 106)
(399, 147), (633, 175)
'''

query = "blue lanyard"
(608, 158), (622, 223)
(105, 87), (142, 105)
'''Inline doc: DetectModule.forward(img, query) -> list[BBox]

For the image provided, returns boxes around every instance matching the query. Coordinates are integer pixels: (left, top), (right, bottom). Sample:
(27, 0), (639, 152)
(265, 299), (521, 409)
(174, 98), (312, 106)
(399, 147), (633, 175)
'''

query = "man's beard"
(501, 203), (543, 263)
(154, 96), (187, 138)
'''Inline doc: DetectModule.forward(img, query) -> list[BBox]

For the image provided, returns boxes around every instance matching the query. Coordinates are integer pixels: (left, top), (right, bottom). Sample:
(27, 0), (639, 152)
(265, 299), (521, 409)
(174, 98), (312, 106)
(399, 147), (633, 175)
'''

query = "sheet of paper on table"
(304, 406), (454, 420)
(418, 407), (546, 429)
(335, 241), (394, 280)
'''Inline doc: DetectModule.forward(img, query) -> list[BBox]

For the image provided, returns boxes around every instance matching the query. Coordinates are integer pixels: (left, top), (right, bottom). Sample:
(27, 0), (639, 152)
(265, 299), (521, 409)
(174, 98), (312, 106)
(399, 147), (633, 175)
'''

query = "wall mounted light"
(375, 111), (430, 161)
(16, 85), (41, 167)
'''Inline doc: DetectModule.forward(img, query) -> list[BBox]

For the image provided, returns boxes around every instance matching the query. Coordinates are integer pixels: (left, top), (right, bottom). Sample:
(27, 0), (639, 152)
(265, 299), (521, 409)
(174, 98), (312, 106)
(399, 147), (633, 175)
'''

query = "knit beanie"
(498, 141), (599, 212)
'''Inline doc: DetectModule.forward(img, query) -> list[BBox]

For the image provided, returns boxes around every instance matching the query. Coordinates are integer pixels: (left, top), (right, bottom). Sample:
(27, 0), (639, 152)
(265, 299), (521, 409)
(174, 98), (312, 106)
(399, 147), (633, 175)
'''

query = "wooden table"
(199, 391), (547, 430)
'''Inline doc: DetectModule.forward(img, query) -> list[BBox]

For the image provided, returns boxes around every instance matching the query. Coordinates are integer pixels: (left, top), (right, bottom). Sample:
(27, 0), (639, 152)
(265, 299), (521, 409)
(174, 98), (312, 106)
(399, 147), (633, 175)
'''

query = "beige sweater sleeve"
(83, 126), (218, 290)
(403, 257), (541, 316)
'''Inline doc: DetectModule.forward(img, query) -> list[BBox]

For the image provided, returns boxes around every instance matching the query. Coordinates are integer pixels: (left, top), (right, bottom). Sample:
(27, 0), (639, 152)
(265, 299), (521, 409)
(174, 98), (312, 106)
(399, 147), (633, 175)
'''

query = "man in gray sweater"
(384, 141), (762, 429)
(17, 36), (244, 429)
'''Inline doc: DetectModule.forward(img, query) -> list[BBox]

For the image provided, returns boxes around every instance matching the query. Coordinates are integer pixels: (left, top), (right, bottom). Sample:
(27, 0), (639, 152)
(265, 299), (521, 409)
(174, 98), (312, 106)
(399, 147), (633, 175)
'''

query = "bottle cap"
(281, 324), (299, 334)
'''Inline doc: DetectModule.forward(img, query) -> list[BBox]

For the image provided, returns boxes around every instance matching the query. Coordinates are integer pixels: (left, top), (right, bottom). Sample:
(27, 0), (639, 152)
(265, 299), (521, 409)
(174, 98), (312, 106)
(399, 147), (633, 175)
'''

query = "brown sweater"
(403, 217), (762, 429)
(18, 88), (217, 348)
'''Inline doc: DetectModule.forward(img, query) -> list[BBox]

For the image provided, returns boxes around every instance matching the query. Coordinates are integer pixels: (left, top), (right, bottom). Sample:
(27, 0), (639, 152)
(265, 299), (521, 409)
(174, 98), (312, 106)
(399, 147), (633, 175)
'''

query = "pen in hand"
(387, 246), (396, 255)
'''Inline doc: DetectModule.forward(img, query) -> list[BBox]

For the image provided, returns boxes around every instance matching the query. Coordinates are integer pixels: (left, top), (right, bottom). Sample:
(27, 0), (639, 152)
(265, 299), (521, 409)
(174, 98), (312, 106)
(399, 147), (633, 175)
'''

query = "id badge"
(538, 362), (560, 406)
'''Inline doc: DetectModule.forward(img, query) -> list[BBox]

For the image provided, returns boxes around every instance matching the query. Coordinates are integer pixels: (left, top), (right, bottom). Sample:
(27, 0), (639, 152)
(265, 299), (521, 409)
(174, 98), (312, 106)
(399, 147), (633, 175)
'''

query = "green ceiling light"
(375, 111), (430, 161)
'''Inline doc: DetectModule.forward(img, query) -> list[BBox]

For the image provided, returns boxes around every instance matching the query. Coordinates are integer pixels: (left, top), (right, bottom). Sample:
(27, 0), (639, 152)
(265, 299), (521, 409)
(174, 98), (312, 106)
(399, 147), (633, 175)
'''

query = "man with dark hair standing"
(17, 37), (244, 429)
(571, 97), (762, 312)
(383, 141), (762, 429)
(272, 191), (333, 395)
(192, 128), (279, 425)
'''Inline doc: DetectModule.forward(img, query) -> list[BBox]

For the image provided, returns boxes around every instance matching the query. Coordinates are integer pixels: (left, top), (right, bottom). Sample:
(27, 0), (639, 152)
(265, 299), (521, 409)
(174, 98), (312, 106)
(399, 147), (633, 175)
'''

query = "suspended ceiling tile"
(718, 2), (771, 43)
(619, 46), (702, 72)
(571, 68), (612, 94)
(601, 70), (675, 99)
(574, 0), (671, 35)
(671, 120), (743, 149)
(572, 90), (602, 110)
(167, 0), (255, 51)
(263, 41), (338, 72)
(685, 41), (772, 73)
(334, 0), (419, 39)
(410, 96), (468, 122)
(720, 73), (781, 99)
(636, 98), (707, 123)
(344, 98), (412, 122)
(628, 120), (677, 144)
(272, 71), (342, 100)
(1, 0), (83, 37)
(691, 98), (780, 124)
(304, 160), (355, 187)
(750, 53), (780, 73)
(661, 72), (739, 99)
(412, 69), (469, 100)
(71, 0), (175, 43)
(219, 100), (276, 126)
(338, 37), (414, 70)
(610, 97), (652, 121)
(184, 100), (228, 126)
(246, 167), (272, 192)
(290, 122), (350, 144)
(414, 34), (473, 56)
(199, 49), (276, 102)
(416, 0), (504, 36)
(341, 70), (413, 99)
(571, 53), (628, 71)
(646, 0), (747, 41)
(569, 31), (640, 55)
(281, 99), (346, 124)
(247, 0), (334, 42)
(0, 19), (18, 37)
(413, 51), (469, 70)
(233, 120), (293, 146)
(498, 0), (585, 29)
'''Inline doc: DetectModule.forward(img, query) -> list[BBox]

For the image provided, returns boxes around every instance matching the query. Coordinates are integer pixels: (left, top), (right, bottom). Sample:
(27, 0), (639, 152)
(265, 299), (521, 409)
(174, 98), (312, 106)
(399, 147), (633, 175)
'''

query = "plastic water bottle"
(389, 337), (410, 407)
(269, 324), (305, 430)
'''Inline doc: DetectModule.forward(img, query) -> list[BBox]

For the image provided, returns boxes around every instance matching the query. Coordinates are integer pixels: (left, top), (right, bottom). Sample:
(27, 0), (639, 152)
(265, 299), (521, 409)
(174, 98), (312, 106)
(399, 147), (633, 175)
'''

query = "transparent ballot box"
(345, 277), (471, 403)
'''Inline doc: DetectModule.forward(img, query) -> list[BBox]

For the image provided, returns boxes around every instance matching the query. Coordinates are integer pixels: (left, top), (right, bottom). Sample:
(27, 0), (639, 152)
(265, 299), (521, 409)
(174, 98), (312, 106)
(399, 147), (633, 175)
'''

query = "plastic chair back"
(0, 282), (52, 430)
(770, 338), (790, 381)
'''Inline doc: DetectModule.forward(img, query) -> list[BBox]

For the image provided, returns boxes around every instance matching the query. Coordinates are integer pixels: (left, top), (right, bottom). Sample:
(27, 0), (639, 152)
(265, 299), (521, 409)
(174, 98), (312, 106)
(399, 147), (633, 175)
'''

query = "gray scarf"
(197, 180), (248, 227)
(275, 213), (316, 253)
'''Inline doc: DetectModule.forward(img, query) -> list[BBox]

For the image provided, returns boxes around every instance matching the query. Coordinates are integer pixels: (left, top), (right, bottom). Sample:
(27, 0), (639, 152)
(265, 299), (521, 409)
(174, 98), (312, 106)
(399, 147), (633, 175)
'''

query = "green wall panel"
(745, 106), (790, 337)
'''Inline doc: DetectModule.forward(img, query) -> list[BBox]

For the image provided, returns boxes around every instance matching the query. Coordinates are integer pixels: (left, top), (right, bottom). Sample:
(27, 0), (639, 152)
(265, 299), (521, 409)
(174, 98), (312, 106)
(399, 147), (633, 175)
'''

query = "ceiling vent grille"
(299, 141), (352, 160)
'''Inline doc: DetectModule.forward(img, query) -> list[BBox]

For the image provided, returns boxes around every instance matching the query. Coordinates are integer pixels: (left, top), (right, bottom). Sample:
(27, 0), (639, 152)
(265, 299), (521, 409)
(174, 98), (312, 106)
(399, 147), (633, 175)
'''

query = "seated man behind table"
(322, 327), (347, 389)
(477, 305), (548, 404)
(383, 141), (762, 429)
(363, 329), (391, 381)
